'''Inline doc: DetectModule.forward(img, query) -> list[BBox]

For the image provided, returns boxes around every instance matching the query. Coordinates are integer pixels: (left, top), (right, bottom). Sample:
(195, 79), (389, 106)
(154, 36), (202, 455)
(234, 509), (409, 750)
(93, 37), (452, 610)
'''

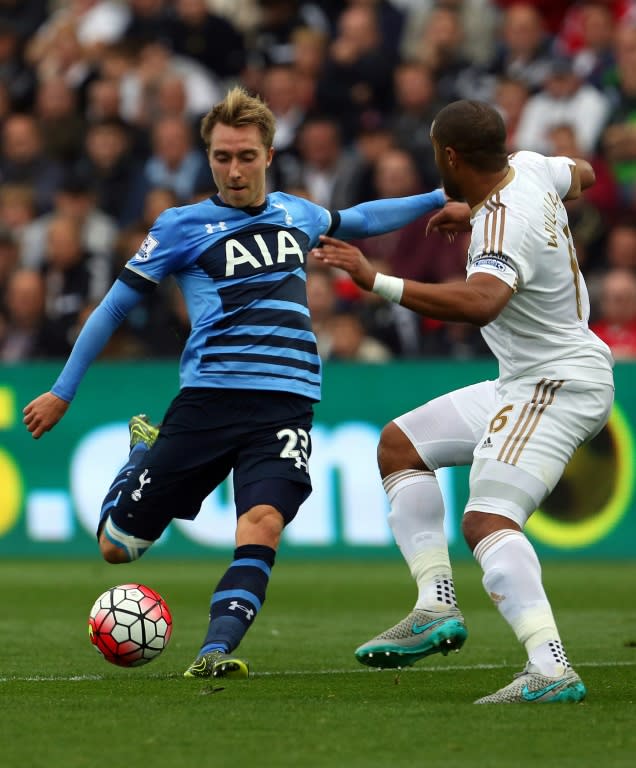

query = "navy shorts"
(108, 388), (314, 541)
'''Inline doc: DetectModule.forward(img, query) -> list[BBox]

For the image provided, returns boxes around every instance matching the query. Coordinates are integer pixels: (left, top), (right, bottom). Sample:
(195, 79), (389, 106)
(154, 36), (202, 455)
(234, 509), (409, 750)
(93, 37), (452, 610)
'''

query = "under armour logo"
(205, 221), (228, 234)
(131, 469), (151, 501)
(228, 600), (255, 621)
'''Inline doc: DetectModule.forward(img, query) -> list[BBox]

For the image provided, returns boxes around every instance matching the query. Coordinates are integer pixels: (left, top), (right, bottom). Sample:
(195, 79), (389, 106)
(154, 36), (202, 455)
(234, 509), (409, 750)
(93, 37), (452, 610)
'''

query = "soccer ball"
(88, 583), (173, 667)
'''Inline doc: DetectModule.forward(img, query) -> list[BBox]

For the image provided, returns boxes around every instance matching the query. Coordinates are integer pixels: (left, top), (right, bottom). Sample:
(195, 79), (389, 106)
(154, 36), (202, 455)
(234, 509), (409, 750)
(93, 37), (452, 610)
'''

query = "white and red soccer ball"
(88, 583), (172, 667)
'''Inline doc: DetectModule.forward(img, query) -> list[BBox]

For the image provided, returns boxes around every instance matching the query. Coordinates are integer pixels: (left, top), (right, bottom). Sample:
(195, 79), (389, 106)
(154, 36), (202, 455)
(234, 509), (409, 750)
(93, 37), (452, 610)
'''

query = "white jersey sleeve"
(544, 155), (575, 199)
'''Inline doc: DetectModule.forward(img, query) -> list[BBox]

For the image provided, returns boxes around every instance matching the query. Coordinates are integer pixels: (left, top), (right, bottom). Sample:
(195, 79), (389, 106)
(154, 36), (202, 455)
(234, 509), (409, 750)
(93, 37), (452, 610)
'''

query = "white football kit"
(396, 151), (615, 525)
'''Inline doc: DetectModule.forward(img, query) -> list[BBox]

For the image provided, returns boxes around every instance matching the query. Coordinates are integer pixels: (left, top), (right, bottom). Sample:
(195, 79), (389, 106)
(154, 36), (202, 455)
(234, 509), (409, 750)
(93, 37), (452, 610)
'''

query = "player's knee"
(462, 510), (520, 552)
(378, 421), (426, 476)
(99, 517), (153, 562)
(99, 536), (132, 564)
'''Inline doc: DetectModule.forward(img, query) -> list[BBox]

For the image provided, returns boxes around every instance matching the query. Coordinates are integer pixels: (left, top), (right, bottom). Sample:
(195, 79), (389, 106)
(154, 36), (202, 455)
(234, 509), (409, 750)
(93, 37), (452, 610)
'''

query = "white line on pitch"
(1, 659), (635, 682)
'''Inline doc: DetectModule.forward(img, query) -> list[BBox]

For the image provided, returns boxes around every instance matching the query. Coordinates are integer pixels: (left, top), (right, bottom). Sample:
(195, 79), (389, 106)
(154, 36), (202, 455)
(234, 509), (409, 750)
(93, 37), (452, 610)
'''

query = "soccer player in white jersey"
(311, 99), (614, 703)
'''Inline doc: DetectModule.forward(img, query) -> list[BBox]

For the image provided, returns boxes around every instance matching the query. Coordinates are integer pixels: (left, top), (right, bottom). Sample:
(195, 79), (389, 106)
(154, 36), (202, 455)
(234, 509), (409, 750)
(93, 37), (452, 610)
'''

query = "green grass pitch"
(1, 558), (634, 767)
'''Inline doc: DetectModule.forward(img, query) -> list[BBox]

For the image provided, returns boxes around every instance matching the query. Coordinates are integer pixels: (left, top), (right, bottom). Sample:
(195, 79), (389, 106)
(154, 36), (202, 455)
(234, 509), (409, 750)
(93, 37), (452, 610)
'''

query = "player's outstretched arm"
(23, 279), (144, 438)
(332, 188), (446, 239)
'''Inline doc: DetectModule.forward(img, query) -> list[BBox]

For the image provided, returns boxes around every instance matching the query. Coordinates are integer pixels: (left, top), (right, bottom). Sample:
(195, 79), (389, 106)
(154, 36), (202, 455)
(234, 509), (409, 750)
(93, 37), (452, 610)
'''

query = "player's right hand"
(23, 392), (70, 439)
(310, 235), (376, 291)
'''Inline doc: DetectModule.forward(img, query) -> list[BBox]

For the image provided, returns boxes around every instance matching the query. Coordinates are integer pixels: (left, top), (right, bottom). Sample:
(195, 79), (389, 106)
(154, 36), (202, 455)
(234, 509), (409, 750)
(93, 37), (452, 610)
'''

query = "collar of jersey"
(211, 193), (267, 216)
(470, 166), (516, 217)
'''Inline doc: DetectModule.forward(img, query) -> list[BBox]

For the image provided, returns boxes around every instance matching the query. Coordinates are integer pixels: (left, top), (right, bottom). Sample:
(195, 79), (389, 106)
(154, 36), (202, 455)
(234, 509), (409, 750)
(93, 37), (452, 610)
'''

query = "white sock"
(384, 470), (456, 611)
(474, 529), (569, 676)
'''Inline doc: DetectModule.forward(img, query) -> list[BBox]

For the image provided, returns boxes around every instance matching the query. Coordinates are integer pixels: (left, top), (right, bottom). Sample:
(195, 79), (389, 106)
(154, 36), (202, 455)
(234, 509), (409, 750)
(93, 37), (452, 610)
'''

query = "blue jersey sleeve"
(331, 189), (446, 239)
(124, 207), (190, 283)
(51, 280), (144, 402)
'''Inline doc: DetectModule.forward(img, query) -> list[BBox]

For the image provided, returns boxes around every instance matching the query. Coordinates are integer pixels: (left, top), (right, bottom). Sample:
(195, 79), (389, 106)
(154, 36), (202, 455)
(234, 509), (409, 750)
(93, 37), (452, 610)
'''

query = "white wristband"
(372, 273), (404, 303)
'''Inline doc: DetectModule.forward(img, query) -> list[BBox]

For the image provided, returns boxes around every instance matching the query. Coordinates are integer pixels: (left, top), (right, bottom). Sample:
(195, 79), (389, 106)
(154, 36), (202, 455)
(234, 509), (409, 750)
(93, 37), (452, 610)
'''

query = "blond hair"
(200, 86), (276, 150)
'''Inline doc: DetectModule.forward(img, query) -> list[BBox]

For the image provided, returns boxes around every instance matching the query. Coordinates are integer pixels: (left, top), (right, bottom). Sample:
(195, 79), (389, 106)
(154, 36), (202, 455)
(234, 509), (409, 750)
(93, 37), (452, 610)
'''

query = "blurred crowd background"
(1, 0), (636, 365)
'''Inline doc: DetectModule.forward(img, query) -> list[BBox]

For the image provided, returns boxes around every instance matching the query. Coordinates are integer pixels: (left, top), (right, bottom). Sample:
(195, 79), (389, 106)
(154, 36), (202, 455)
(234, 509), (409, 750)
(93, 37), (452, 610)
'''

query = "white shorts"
(394, 377), (614, 526)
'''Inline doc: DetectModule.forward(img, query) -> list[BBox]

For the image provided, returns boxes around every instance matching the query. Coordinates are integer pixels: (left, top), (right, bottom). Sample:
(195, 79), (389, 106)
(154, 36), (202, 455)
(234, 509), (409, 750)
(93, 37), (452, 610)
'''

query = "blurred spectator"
(121, 0), (172, 46)
(561, 1), (618, 90)
(290, 25), (327, 80)
(494, 0), (573, 37)
(351, 112), (395, 201)
(411, 2), (492, 103)
(0, 225), (19, 313)
(0, 113), (65, 214)
(68, 0), (131, 51)
(488, 2), (556, 93)
(169, 0), (247, 81)
(25, 10), (96, 97)
(260, 64), (307, 151)
(401, 0), (498, 68)
(85, 76), (122, 122)
(250, 0), (330, 68)
(140, 187), (179, 229)
(0, 183), (36, 235)
(0, 19), (37, 111)
(39, 212), (96, 355)
(314, 3), (395, 140)
(0, 1), (48, 43)
(590, 267), (636, 358)
(0, 79), (11, 123)
(514, 55), (610, 155)
(600, 18), (636, 206)
(493, 75), (530, 150)
(604, 217), (636, 271)
(119, 39), (221, 127)
(21, 173), (117, 301)
(0, 268), (62, 360)
(75, 117), (147, 227)
(346, 0), (406, 61)
(306, 266), (338, 358)
(33, 76), (86, 165)
(324, 308), (393, 362)
(278, 115), (366, 208)
(389, 59), (441, 189)
(139, 114), (213, 204)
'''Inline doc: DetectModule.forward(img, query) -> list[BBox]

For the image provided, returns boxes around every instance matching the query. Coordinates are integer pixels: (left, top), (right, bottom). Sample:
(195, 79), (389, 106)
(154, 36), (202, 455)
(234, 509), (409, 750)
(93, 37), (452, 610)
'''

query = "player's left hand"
(23, 392), (70, 439)
(311, 236), (376, 291)
(426, 201), (472, 236)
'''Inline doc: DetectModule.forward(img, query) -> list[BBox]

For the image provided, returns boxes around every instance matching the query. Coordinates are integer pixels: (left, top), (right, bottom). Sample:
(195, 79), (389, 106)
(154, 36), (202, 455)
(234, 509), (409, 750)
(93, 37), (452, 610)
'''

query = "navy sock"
(200, 544), (276, 654)
(97, 443), (147, 536)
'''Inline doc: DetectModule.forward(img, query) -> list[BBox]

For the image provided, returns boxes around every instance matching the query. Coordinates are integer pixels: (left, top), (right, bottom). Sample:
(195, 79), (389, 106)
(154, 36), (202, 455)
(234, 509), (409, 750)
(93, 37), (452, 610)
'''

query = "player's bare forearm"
(23, 392), (70, 439)
(312, 237), (512, 326)
(398, 275), (512, 326)
(564, 158), (596, 200)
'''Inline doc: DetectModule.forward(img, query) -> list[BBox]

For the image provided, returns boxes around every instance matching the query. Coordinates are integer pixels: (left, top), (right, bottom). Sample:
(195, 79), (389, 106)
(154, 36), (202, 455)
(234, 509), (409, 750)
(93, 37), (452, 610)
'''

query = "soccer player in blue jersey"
(23, 86), (446, 679)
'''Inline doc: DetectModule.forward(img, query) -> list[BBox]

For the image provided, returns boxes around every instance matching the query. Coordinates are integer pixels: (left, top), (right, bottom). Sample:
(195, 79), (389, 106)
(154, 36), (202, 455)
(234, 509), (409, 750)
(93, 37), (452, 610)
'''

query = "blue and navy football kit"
(49, 186), (445, 662)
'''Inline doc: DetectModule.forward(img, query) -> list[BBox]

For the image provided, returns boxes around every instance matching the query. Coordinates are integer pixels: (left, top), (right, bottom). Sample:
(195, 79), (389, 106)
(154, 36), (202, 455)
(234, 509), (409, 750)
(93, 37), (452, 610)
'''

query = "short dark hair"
(432, 100), (508, 172)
